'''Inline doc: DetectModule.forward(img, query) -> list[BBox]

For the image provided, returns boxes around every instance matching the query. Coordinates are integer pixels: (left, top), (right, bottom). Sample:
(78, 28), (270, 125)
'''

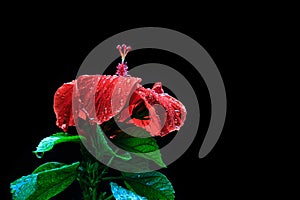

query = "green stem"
(78, 144), (103, 200)
(104, 194), (114, 200)
(78, 144), (119, 200)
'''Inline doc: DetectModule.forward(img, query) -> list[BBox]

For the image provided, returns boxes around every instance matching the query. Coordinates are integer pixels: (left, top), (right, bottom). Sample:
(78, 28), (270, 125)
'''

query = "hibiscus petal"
(54, 75), (142, 132)
(94, 75), (141, 124)
(152, 82), (164, 94)
(53, 81), (75, 132)
(120, 83), (187, 137)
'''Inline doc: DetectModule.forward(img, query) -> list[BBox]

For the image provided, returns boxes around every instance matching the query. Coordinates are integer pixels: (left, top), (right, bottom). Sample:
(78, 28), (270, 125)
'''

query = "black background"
(1, 13), (272, 199)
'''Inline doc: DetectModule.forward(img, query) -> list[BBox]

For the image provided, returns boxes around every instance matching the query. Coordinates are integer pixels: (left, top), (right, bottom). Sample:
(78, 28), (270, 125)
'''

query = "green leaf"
(113, 127), (166, 168)
(33, 132), (84, 158)
(122, 171), (175, 200)
(110, 182), (147, 200)
(10, 161), (79, 200)
(91, 124), (131, 161)
(32, 162), (65, 174)
(112, 157), (150, 173)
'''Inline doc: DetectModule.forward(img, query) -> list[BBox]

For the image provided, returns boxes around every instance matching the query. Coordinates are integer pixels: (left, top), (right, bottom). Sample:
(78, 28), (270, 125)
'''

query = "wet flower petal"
(54, 75), (142, 132)
(118, 83), (187, 137)
(53, 81), (75, 132)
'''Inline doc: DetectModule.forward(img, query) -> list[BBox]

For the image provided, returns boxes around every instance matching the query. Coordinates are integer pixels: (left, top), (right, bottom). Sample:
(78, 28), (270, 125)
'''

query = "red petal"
(53, 81), (75, 132)
(54, 75), (142, 132)
(94, 75), (141, 123)
(119, 83), (187, 137)
(152, 82), (164, 94)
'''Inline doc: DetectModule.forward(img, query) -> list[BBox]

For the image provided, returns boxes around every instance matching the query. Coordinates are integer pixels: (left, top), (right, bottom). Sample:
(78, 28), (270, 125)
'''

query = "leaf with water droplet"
(110, 182), (147, 200)
(121, 171), (175, 200)
(33, 132), (85, 158)
(10, 161), (79, 200)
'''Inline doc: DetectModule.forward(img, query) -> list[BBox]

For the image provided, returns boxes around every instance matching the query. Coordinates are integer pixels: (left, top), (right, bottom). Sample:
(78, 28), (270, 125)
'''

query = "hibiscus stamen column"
(116, 44), (131, 76)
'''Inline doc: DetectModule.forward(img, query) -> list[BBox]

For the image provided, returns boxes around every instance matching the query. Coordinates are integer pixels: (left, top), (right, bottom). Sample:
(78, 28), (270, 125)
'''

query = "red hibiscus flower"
(53, 44), (186, 137)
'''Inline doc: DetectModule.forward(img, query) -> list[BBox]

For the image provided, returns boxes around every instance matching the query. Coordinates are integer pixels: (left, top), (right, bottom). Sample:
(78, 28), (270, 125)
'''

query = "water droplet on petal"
(175, 110), (181, 117)
(126, 79), (131, 84)
(117, 87), (122, 95)
(61, 124), (67, 130)
(104, 107), (108, 114)
(174, 118), (180, 126)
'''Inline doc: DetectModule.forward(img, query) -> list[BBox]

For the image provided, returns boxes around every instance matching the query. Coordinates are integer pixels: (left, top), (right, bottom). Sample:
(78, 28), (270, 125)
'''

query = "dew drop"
(104, 107), (108, 114)
(174, 118), (179, 125)
(110, 135), (116, 139)
(117, 87), (122, 95)
(126, 79), (131, 84)
(61, 124), (67, 130)
(35, 152), (44, 158)
(120, 99), (124, 105)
